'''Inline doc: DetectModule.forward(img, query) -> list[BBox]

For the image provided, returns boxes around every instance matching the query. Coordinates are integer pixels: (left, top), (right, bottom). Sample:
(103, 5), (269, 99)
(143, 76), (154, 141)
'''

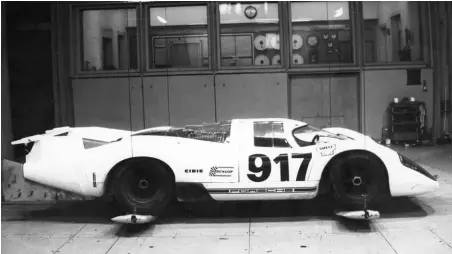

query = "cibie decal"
(317, 144), (336, 156)
(209, 166), (233, 177)
(185, 169), (203, 173)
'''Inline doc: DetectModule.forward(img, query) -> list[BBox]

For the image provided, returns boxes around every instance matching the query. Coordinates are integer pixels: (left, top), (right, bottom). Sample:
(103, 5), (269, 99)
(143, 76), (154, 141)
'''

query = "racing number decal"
(248, 153), (312, 182)
(248, 154), (271, 182)
(274, 154), (289, 181)
(293, 153), (312, 181)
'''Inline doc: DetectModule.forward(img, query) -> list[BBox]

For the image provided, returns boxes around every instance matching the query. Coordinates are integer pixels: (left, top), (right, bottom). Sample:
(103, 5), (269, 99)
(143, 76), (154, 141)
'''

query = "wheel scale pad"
(111, 214), (156, 224)
(335, 210), (380, 220)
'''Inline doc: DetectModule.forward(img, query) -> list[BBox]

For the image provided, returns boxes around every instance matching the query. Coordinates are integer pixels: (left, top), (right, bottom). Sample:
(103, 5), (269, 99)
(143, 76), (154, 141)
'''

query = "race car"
(11, 118), (439, 218)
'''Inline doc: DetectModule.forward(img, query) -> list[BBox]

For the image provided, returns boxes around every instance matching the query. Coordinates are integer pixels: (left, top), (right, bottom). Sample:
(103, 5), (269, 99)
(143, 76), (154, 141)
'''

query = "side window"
(254, 122), (291, 148)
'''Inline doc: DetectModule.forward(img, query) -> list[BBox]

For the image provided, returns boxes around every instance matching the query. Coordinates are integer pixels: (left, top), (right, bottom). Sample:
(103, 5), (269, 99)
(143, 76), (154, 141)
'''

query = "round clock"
(244, 6), (257, 19)
(308, 35), (318, 47)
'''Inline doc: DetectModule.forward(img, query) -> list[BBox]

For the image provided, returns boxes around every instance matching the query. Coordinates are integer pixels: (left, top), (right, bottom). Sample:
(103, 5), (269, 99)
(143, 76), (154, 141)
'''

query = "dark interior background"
(6, 2), (55, 160)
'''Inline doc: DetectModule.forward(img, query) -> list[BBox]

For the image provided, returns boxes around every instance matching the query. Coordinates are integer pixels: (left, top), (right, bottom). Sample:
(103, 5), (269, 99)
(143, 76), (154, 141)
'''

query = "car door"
(239, 121), (315, 186)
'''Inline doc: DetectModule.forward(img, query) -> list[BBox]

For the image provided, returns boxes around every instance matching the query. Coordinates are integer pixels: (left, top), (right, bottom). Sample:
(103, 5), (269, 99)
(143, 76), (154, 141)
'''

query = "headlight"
(398, 154), (437, 181)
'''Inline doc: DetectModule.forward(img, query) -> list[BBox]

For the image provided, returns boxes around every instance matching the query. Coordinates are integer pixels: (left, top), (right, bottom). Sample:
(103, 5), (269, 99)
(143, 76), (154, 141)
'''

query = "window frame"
(219, 32), (256, 67)
(215, 1), (286, 71)
(71, 2), (142, 76)
(359, 1), (431, 67)
(253, 121), (292, 148)
(144, 2), (212, 73)
(287, 1), (359, 69)
(67, 1), (433, 77)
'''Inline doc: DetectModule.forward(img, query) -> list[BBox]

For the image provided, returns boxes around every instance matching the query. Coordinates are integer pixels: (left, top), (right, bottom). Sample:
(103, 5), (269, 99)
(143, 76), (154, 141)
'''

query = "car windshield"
(292, 125), (345, 145)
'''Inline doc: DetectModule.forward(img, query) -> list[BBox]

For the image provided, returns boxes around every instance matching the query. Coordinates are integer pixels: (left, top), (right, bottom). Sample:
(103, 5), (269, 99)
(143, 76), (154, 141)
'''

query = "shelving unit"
(384, 100), (426, 144)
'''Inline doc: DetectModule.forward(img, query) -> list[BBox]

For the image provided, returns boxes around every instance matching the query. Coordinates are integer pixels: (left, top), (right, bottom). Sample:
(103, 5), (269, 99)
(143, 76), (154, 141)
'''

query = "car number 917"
(248, 153), (312, 182)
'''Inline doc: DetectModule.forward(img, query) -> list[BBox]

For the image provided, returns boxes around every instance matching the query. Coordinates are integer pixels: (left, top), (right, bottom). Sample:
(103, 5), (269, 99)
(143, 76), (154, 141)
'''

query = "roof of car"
(131, 118), (308, 136)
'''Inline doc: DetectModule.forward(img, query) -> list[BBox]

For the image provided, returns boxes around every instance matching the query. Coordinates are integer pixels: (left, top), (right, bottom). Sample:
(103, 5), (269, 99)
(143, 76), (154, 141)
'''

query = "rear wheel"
(111, 158), (175, 216)
(329, 152), (388, 210)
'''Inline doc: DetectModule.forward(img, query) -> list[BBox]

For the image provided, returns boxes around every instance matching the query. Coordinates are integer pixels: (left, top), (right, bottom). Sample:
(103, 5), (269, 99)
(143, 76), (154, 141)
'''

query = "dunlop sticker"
(209, 166), (234, 177)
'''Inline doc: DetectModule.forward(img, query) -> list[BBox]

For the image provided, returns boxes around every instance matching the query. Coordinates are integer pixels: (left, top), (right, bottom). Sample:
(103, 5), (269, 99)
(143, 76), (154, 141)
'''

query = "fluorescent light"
(235, 3), (242, 15)
(334, 7), (343, 18)
(157, 16), (167, 24)
(293, 18), (313, 22)
(219, 4), (230, 15)
(256, 18), (279, 22)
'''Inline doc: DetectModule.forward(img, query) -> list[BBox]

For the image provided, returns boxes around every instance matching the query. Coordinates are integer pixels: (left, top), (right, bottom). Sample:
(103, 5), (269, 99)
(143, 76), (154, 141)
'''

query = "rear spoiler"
(11, 126), (133, 146)
(11, 126), (71, 145)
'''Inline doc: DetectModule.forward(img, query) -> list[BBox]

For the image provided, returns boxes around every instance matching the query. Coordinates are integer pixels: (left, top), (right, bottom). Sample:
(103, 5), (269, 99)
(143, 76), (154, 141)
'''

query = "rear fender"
(102, 156), (176, 196)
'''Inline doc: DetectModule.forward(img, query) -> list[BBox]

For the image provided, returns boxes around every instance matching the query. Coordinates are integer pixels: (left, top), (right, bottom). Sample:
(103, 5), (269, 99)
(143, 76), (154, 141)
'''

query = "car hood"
(323, 127), (375, 143)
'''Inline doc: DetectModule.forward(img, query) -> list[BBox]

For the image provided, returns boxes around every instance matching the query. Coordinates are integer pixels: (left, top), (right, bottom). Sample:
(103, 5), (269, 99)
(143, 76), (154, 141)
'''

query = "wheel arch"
(103, 156), (176, 197)
(317, 149), (390, 195)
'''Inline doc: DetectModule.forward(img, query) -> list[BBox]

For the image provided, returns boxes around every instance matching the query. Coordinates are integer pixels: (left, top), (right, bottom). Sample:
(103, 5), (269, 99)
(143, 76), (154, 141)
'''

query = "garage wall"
(290, 74), (360, 131)
(72, 77), (144, 131)
(168, 75), (216, 126)
(143, 76), (169, 128)
(143, 75), (216, 128)
(70, 70), (434, 139)
(75, 74), (288, 130)
(363, 69), (434, 139)
(215, 73), (288, 121)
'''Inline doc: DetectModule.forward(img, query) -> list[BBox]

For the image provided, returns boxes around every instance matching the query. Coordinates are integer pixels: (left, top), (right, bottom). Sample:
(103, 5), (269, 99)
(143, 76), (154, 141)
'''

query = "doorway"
(6, 2), (55, 161)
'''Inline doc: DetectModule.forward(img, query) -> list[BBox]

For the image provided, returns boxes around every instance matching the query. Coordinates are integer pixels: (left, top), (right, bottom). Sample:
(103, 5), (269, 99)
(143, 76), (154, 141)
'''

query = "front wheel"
(111, 159), (175, 216)
(329, 152), (388, 210)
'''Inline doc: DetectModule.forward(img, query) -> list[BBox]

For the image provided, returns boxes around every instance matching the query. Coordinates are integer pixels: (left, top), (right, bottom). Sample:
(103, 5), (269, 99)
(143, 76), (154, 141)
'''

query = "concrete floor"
(2, 145), (452, 254)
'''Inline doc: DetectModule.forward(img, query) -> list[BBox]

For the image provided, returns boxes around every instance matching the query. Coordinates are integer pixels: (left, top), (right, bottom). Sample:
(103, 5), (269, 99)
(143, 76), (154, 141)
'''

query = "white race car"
(12, 118), (439, 219)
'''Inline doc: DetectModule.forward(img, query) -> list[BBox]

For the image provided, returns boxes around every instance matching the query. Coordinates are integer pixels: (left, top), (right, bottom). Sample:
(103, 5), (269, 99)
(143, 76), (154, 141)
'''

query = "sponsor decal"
(209, 166), (234, 177)
(317, 144), (336, 156)
(185, 169), (203, 173)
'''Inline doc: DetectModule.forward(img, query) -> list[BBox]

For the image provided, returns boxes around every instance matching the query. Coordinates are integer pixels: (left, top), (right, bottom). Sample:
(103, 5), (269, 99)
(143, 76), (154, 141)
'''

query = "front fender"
(307, 138), (393, 182)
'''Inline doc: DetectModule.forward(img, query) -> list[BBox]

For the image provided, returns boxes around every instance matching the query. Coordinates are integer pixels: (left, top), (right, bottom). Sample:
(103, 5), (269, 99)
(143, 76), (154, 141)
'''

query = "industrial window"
(362, 1), (430, 64)
(290, 2), (353, 65)
(219, 2), (281, 67)
(148, 5), (209, 69)
(80, 8), (138, 72)
(254, 122), (290, 148)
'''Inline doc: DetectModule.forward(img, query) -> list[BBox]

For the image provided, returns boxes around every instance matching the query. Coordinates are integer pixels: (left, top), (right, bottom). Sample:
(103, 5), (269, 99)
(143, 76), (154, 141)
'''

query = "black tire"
(111, 158), (175, 216)
(329, 152), (388, 210)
